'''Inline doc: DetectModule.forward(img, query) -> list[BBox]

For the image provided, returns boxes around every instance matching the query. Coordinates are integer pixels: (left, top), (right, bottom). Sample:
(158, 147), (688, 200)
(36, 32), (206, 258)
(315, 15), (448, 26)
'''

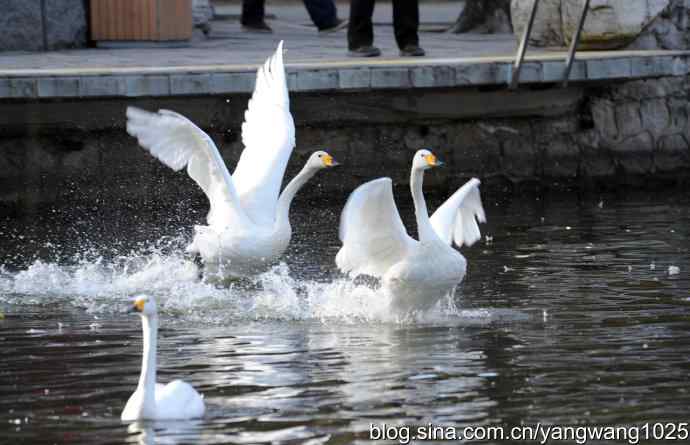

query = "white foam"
(0, 245), (473, 325)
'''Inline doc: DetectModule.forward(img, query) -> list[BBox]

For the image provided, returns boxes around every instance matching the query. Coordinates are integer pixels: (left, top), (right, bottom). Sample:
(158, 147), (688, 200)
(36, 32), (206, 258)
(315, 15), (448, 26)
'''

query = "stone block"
(563, 0), (671, 50)
(44, 0), (87, 50)
(296, 69), (338, 91)
(37, 77), (80, 97)
(655, 133), (689, 171)
(80, 76), (126, 97)
(587, 59), (632, 80)
(543, 60), (586, 83)
(640, 99), (670, 134)
(0, 0), (43, 51)
(456, 63), (510, 85)
(338, 68), (371, 90)
(591, 99), (619, 142)
(410, 67), (435, 88)
(8, 78), (37, 98)
(612, 131), (654, 175)
(125, 76), (171, 97)
(667, 97), (688, 131)
(432, 66), (456, 87)
(631, 56), (673, 77)
(516, 62), (543, 84)
(615, 102), (643, 139)
(578, 130), (617, 178)
(671, 56), (690, 76)
(210, 72), (255, 94)
(371, 68), (411, 89)
(171, 74), (211, 95)
(286, 71), (299, 91)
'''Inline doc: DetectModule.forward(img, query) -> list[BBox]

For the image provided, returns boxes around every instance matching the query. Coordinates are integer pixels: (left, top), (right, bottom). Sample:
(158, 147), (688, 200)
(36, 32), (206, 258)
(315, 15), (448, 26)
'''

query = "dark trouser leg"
(241, 0), (265, 25)
(303, 0), (338, 30)
(392, 0), (419, 49)
(348, 0), (375, 49)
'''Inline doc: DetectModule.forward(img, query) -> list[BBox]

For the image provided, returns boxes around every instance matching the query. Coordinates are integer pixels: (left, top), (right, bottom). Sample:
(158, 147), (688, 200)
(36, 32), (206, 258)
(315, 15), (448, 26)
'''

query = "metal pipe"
(510, 0), (540, 90)
(562, 0), (590, 88)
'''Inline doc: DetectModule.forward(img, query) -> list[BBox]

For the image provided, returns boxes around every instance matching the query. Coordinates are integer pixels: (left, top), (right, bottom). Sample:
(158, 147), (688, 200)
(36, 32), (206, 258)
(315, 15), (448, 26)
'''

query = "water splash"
(0, 245), (472, 325)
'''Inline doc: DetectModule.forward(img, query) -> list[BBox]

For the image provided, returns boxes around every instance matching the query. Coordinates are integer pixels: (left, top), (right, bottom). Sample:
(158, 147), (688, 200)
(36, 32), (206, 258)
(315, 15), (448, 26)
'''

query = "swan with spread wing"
(336, 149), (486, 313)
(126, 42), (338, 279)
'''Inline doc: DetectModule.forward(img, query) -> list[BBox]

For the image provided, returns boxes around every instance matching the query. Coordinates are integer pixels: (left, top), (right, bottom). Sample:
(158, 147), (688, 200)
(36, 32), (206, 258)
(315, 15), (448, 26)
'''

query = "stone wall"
(0, 75), (689, 213)
(0, 0), (87, 52)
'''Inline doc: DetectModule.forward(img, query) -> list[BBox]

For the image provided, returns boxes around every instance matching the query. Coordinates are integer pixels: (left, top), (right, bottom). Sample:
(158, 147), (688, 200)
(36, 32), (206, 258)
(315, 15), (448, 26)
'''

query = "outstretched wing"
(336, 178), (417, 278)
(430, 178), (486, 248)
(126, 106), (249, 228)
(232, 40), (296, 226)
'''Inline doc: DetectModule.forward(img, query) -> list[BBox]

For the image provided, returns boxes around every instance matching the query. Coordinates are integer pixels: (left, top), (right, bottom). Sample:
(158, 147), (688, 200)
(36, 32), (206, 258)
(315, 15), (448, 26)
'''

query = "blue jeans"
(242, 0), (339, 30)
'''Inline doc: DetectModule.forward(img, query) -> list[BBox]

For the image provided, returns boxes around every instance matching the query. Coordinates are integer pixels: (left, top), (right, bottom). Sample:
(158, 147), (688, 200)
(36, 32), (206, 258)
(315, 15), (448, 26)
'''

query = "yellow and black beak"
(130, 299), (145, 313)
(322, 154), (340, 168)
(425, 153), (444, 168)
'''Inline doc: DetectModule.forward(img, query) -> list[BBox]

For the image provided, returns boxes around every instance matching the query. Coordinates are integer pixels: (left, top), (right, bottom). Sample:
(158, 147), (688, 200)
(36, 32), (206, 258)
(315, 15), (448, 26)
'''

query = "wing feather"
(126, 106), (248, 228)
(430, 178), (486, 248)
(232, 41), (295, 226)
(336, 178), (417, 278)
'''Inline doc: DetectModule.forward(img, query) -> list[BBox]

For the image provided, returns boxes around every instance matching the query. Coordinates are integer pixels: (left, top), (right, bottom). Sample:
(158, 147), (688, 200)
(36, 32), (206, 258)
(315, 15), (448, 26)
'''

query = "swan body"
(336, 149), (486, 313)
(121, 295), (205, 421)
(126, 41), (338, 279)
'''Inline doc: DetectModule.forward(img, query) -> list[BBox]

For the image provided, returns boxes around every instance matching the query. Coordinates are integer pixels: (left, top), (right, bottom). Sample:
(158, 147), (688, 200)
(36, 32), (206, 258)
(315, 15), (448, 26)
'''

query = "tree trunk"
(449, 0), (513, 34)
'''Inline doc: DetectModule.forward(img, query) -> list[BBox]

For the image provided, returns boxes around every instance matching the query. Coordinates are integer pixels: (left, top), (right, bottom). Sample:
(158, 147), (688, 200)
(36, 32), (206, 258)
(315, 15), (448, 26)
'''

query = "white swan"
(336, 149), (486, 313)
(121, 295), (205, 421)
(125, 41), (338, 279)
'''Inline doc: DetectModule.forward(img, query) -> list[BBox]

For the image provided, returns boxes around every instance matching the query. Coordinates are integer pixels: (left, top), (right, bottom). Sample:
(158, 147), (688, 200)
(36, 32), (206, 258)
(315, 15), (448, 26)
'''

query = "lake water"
(1, 188), (688, 444)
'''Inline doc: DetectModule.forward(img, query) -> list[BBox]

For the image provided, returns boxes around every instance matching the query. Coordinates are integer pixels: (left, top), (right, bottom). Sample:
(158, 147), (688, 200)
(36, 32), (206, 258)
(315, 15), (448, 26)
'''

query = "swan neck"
(410, 168), (436, 243)
(276, 165), (317, 226)
(137, 314), (157, 414)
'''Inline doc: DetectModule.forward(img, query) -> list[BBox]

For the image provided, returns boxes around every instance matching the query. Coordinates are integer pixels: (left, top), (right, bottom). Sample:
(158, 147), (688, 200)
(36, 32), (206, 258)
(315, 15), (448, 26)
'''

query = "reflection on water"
(1, 190), (689, 444)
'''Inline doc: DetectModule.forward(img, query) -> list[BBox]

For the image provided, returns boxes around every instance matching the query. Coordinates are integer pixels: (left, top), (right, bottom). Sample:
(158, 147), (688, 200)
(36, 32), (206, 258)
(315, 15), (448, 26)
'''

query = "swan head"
(130, 294), (157, 317)
(413, 149), (443, 171)
(308, 151), (339, 169)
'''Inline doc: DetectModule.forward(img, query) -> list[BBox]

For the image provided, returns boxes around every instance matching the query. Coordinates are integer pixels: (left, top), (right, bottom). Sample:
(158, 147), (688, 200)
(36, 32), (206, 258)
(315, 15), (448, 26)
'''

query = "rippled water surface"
(1, 189), (689, 444)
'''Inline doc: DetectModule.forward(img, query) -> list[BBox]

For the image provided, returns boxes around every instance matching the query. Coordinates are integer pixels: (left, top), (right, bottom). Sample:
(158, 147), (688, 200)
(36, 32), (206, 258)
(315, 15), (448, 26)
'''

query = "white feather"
(125, 106), (248, 229)
(336, 178), (417, 278)
(430, 178), (486, 248)
(233, 40), (296, 226)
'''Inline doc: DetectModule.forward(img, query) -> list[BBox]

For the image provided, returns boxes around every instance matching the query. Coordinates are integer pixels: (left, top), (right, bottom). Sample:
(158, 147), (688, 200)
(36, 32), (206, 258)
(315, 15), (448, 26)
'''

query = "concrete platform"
(1, 2), (689, 99)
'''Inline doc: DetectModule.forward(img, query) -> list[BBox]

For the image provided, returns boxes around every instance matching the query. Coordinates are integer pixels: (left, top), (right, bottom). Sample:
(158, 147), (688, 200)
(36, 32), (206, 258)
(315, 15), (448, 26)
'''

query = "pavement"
(0, 1), (689, 99)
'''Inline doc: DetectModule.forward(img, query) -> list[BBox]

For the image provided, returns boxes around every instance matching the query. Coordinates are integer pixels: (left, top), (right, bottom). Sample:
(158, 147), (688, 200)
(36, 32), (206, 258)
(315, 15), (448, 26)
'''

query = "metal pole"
(510, 0), (540, 90)
(562, 0), (590, 88)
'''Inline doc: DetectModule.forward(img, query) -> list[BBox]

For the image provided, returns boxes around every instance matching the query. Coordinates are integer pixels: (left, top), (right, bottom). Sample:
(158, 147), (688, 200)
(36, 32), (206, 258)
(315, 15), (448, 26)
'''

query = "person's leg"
(241, 0), (265, 25)
(303, 0), (338, 30)
(348, 0), (375, 50)
(392, 0), (419, 49)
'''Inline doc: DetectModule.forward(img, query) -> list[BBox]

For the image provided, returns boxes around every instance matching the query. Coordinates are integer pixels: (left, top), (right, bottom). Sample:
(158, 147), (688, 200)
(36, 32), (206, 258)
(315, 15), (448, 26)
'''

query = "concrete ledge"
(1, 52), (689, 99)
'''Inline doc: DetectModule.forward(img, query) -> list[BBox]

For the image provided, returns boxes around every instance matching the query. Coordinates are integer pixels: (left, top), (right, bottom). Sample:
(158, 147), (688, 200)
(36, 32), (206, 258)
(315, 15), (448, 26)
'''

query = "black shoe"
(241, 21), (272, 33)
(399, 45), (425, 57)
(347, 45), (381, 57)
(319, 18), (349, 34)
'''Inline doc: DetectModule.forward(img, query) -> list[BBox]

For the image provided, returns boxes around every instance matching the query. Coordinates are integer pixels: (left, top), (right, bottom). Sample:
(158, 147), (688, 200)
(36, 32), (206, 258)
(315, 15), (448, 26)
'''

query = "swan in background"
(126, 41), (338, 279)
(121, 295), (205, 421)
(336, 149), (486, 313)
